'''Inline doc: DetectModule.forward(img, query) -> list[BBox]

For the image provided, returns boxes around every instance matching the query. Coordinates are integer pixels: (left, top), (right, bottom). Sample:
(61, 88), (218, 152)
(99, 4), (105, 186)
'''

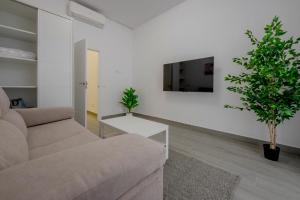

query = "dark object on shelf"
(10, 98), (27, 108)
(263, 144), (280, 161)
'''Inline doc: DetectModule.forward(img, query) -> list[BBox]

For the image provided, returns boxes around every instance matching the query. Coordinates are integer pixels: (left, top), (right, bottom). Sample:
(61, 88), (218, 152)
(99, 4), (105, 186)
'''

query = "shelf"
(0, 55), (37, 64)
(1, 86), (37, 89)
(0, 24), (36, 42)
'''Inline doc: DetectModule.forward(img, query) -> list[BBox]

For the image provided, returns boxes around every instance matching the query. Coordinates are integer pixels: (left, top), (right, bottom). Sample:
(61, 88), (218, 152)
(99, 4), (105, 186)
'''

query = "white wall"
(17, 0), (134, 118)
(17, 0), (300, 148)
(133, 0), (300, 148)
(73, 20), (133, 118)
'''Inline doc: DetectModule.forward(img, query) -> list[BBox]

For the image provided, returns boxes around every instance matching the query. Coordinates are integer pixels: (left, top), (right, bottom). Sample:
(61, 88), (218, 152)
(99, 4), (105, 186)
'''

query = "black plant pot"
(263, 144), (280, 161)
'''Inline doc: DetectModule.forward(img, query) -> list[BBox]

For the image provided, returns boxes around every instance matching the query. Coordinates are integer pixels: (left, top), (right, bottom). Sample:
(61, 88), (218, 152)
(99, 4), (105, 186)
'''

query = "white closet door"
(37, 10), (72, 107)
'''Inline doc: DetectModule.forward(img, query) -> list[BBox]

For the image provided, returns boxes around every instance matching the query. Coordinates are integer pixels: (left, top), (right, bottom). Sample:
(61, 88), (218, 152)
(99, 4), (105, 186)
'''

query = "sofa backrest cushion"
(2, 110), (28, 138)
(0, 120), (29, 170)
(0, 87), (10, 118)
(16, 107), (75, 127)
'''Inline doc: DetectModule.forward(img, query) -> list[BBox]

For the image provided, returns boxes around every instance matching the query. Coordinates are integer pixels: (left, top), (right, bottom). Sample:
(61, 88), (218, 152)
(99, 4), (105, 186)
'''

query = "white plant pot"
(126, 113), (133, 117)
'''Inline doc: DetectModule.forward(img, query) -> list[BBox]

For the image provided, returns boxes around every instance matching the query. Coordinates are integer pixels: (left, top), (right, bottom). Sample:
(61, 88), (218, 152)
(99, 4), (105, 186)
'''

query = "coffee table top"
(100, 115), (168, 138)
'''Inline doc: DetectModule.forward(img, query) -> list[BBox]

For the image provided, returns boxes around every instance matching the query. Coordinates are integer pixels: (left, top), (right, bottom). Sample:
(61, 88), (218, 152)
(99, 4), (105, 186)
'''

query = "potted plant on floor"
(225, 16), (300, 161)
(120, 87), (139, 116)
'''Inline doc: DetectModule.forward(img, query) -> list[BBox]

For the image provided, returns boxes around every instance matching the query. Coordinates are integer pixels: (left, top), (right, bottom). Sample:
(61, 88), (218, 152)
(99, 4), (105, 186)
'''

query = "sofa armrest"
(15, 107), (75, 127)
(0, 134), (165, 200)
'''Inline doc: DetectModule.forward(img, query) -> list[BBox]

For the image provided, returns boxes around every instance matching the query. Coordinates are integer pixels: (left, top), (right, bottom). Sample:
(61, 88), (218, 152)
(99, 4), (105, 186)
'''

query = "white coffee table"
(100, 115), (169, 159)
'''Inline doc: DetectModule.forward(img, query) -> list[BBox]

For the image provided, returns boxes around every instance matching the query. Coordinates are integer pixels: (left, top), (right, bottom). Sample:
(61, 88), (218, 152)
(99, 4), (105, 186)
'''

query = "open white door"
(74, 40), (87, 126)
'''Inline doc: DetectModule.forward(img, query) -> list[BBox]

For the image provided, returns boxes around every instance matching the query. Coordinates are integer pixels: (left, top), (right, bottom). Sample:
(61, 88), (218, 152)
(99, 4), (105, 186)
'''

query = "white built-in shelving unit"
(2, 86), (37, 89)
(0, 55), (37, 64)
(0, 24), (36, 42)
(0, 0), (37, 107)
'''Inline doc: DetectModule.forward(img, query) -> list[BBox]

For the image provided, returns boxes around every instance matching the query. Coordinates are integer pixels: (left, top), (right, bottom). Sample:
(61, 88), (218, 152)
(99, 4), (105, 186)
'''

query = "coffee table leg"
(166, 127), (169, 159)
(99, 122), (104, 138)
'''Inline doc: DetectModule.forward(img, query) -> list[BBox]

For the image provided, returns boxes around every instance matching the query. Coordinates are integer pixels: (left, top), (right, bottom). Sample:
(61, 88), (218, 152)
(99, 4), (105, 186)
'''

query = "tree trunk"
(268, 122), (277, 150)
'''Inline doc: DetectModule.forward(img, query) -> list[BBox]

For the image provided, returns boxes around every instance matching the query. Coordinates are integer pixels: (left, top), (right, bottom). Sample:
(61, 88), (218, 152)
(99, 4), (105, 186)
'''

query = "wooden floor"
(166, 125), (300, 200)
(87, 112), (99, 135)
(88, 114), (300, 200)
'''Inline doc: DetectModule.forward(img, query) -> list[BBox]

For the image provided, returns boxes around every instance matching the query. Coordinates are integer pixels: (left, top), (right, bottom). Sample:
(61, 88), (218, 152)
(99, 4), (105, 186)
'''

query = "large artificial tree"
(225, 16), (300, 150)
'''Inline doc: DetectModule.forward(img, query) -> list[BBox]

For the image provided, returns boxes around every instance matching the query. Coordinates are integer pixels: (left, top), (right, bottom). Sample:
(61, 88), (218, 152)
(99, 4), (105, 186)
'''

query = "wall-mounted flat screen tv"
(163, 57), (214, 92)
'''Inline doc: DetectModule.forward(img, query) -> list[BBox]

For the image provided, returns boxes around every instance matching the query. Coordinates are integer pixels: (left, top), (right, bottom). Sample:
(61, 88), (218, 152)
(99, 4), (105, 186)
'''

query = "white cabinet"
(0, 0), (37, 107)
(0, 1), (73, 108)
(37, 10), (72, 107)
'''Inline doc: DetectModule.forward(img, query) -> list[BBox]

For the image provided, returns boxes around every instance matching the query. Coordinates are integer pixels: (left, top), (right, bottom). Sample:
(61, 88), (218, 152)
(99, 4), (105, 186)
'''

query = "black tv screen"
(163, 57), (214, 92)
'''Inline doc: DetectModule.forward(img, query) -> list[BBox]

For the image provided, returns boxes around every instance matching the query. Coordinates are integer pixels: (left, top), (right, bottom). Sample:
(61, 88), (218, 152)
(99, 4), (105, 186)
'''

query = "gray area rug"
(164, 150), (239, 200)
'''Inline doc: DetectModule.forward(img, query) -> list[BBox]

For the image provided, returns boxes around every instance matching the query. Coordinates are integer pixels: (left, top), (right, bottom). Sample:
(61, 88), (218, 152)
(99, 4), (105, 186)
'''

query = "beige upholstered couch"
(0, 88), (165, 200)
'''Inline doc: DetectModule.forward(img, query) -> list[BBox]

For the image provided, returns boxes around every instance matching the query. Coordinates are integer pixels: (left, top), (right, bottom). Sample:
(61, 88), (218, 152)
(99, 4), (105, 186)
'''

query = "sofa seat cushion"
(2, 110), (28, 138)
(0, 120), (29, 170)
(27, 119), (89, 150)
(29, 132), (100, 159)
(0, 134), (165, 200)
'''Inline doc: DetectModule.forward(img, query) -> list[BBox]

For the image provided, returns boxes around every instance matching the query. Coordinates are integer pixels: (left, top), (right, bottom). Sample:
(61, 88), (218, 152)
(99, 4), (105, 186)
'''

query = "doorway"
(74, 39), (100, 135)
(86, 49), (99, 134)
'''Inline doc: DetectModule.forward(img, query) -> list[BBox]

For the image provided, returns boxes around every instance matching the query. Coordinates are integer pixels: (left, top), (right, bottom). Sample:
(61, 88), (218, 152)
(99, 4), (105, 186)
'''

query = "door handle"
(80, 81), (88, 88)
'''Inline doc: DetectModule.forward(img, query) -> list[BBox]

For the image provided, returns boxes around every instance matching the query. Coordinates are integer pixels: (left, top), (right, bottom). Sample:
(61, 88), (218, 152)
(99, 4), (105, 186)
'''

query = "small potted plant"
(120, 87), (139, 116)
(225, 16), (300, 161)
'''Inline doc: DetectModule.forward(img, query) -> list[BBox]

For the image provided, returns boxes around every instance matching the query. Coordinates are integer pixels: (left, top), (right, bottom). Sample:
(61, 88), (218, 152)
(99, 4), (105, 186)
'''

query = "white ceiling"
(72, 0), (186, 29)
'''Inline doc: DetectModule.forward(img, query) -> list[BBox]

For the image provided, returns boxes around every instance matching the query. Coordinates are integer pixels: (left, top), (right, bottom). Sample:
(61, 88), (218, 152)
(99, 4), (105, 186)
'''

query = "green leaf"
(120, 87), (139, 112)
(225, 16), (300, 126)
